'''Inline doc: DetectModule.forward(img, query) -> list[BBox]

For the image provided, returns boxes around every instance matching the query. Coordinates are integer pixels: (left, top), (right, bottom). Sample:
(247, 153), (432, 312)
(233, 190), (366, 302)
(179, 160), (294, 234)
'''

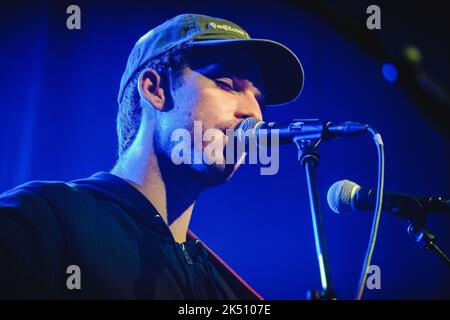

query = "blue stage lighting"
(382, 63), (398, 83)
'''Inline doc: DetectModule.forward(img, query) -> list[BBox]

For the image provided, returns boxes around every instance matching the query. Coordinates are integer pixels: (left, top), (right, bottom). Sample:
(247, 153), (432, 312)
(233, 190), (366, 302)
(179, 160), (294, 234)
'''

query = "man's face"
(154, 49), (265, 186)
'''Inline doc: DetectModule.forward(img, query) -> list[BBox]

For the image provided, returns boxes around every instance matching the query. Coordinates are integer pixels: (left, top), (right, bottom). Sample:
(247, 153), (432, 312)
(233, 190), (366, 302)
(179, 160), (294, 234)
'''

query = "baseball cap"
(118, 13), (304, 106)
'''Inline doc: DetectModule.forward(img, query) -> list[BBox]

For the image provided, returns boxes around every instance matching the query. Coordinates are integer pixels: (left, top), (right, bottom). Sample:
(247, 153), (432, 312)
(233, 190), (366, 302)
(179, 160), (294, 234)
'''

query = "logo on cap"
(208, 22), (247, 37)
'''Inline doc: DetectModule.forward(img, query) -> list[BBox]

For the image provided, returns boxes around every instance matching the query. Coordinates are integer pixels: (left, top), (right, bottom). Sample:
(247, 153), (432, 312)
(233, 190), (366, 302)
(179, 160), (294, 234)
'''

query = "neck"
(111, 123), (205, 244)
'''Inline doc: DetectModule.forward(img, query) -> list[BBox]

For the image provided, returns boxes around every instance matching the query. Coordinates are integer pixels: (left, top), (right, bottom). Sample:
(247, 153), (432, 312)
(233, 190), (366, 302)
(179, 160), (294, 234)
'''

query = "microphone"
(236, 118), (368, 147)
(327, 179), (450, 220)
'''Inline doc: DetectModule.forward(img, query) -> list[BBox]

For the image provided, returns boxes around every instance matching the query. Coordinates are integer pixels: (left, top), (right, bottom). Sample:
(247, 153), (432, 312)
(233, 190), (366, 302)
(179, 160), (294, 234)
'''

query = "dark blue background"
(1, 0), (449, 299)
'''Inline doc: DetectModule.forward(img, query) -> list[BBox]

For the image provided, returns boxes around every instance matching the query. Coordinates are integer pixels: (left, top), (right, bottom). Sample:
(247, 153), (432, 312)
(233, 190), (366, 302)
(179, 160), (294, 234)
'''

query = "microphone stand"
(392, 201), (450, 265)
(293, 138), (337, 300)
(407, 222), (450, 265)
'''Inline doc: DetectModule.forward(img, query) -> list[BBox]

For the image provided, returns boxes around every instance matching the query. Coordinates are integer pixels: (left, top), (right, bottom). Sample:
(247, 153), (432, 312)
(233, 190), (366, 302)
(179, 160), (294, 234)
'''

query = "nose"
(233, 90), (263, 120)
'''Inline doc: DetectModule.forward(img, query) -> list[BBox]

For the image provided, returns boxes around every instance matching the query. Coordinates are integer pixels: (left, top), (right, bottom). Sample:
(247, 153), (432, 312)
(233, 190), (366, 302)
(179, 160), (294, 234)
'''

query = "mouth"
(221, 120), (244, 135)
(221, 125), (248, 165)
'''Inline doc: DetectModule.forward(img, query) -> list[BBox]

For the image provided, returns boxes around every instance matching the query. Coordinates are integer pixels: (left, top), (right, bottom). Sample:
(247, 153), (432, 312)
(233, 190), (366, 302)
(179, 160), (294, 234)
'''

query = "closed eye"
(214, 76), (266, 112)
(214, 78), (234, 91)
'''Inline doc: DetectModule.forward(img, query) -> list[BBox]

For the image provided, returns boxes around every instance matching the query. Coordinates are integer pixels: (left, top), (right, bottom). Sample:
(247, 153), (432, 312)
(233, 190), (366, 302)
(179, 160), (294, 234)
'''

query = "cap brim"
(189, 38), (304, 106)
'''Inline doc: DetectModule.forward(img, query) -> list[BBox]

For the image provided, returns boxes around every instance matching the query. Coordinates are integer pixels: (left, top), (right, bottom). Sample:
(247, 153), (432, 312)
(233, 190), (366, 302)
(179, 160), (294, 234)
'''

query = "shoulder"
(0, 177), (83, 235)
(0, 179), (80, 222)
(0, 178), (99, 215)
(0, 178), (99, 262)
(1, 179), (75, 205)
(0, 180), (76, 298)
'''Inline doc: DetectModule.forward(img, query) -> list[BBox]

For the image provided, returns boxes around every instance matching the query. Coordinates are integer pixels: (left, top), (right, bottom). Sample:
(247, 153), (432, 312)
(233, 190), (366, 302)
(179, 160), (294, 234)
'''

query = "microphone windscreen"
(327, 179), (361, 214)
(236, 117), (259, 147)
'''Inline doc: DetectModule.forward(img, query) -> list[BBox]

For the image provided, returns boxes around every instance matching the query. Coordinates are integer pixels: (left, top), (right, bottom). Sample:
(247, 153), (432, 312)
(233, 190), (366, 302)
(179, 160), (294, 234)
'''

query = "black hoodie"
(0, 172), (262, 299)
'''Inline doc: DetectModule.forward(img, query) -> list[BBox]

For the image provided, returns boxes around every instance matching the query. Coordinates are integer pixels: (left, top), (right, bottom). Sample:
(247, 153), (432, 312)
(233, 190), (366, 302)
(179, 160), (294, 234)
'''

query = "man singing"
(0, 14), (304, 299)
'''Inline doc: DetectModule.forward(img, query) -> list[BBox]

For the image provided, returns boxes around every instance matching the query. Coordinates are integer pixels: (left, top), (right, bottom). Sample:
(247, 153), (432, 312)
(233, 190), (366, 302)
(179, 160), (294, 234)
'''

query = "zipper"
(180, 243), (193, 265)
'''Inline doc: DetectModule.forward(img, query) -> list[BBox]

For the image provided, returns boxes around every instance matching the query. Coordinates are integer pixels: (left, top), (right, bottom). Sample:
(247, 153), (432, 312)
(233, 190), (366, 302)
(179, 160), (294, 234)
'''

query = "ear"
(138, 69), (166, 110)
